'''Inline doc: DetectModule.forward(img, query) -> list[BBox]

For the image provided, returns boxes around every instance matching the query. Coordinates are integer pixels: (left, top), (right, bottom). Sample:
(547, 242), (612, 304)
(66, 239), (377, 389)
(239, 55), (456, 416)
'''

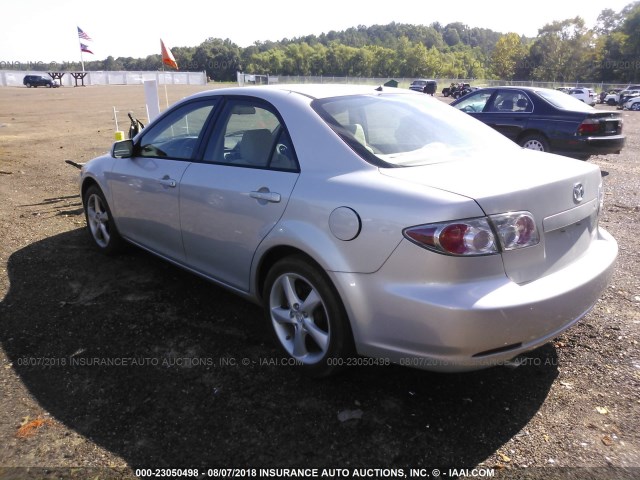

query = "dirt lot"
(0, 84), (638, 480)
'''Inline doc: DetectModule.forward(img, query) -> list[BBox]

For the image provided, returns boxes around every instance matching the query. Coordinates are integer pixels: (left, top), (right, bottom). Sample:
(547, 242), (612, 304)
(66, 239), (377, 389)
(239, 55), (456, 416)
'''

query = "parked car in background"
(442, 82), (472, 98)
(623, 95), (640, 111)
(409, 79), (437, 95)
(617, 89), (640, 109)
(450, 86), (625, 159)
(22, 75), (56, 88)
(556, 87), (572, 94)
(79, 84), (618, 376)
(603, 90), (623, 105)
(568, 87), (596, 106)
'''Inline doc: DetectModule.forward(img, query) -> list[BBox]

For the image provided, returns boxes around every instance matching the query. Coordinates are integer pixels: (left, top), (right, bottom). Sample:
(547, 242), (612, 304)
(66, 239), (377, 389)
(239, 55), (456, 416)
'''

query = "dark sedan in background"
(450, 86), (625, 159)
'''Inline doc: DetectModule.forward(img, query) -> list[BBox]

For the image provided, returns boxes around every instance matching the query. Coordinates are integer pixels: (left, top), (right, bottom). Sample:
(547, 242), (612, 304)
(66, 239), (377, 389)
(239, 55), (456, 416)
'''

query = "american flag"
(80, 43), (93, 54)
(77, 27), (92, 41)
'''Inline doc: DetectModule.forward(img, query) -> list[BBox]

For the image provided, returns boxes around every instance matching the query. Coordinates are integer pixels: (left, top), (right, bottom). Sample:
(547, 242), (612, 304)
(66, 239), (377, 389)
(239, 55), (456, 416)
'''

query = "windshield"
(312, 93), (518, 167)
(535, 89), (594, 112)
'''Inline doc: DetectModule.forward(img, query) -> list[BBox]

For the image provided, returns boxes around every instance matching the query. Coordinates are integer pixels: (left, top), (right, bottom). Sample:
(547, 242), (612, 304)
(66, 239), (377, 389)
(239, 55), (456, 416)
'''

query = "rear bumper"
(332, 228), (617, 372)
(554, 135), (625, 158)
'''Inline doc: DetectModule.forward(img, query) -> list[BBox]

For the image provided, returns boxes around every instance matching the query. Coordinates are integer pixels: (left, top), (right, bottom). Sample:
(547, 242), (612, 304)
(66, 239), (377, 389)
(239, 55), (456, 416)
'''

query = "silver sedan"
(80, 84), (618, 377)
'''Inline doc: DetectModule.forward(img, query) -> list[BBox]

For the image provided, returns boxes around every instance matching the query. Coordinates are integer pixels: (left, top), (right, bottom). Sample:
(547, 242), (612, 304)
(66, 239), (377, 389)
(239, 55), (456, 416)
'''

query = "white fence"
(237, 73), (633, 92)
(0, 70), (207, 87)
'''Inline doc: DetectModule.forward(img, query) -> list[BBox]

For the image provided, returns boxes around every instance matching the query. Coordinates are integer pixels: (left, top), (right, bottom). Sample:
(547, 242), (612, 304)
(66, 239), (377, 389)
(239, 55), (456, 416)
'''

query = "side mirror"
(112, 139), (134, 158)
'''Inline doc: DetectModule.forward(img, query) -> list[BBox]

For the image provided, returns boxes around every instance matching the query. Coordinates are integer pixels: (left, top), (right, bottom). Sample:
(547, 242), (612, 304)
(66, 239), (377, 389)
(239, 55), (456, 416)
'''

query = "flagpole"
(77, 29), (85, 72)
(163, 64), (170, 109)
(78, 40), (85, 72)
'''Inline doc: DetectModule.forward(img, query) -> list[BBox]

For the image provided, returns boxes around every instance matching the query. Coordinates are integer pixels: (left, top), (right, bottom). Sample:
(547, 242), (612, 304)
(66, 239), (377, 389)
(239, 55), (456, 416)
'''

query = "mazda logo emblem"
(573, 183), (584, 203)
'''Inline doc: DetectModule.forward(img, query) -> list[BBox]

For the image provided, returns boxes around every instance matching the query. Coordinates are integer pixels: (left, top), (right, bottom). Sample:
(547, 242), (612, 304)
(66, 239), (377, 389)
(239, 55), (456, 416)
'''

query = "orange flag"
(160, 39), (178, 70)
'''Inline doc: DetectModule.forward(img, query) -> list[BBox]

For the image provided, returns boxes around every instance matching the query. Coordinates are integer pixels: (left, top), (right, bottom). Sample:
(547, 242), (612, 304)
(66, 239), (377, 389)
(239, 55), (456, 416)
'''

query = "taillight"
(577, 118), (600, 135)
(404, 218), (497, 256)
(404, 211), (539, 256)
(490, 212), (539, 250)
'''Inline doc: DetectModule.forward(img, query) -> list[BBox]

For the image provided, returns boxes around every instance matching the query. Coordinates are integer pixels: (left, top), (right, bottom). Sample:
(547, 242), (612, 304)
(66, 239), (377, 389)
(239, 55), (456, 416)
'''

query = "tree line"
(14, 1), (640, 83)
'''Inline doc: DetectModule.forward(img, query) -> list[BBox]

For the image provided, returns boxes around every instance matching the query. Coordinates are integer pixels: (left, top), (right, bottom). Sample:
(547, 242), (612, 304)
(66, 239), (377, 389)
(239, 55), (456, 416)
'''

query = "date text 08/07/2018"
(135, 467), (496, 478)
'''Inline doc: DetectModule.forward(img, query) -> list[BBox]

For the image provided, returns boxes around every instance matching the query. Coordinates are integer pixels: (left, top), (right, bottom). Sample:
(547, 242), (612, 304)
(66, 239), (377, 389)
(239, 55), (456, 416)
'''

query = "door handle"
(250, 191), (281, 203)
(158, 176), (177, 188)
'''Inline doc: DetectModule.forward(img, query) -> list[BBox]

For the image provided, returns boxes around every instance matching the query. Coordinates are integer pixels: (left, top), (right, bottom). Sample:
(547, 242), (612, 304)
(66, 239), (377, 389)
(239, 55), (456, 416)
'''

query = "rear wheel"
(263, 255), (354, 377)
(519, 134), (549, 152)
(83, 185), (125, 255)
(630, 103), (640, 111)
(25, 83), (32, 88)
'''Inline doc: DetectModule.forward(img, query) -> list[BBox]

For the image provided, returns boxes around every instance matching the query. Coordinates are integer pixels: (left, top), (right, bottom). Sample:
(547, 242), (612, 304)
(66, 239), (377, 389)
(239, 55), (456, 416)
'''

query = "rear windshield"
(536, 89), (594, 112)
(311, 93), (517, 167)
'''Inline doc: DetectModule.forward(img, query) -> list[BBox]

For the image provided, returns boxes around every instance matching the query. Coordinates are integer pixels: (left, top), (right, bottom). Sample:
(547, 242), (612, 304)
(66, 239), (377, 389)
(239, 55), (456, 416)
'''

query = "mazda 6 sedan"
(450, 86), (625, 160)
(80, 84), (618, 377)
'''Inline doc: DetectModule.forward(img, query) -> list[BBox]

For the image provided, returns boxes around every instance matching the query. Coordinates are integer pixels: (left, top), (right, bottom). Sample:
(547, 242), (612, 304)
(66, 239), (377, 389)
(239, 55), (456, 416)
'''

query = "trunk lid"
(580, 111), (623, 137)
(381, 150), (602, 284)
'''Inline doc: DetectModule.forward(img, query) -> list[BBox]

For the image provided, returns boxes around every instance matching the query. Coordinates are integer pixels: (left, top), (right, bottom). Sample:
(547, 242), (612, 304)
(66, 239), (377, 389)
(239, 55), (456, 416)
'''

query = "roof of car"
(190, 84), (416, 101)
(471, 85), (591, 96)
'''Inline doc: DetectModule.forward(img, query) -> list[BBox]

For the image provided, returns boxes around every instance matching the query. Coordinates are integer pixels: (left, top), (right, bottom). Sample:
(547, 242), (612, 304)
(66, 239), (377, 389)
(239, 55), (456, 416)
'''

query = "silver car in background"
(80, 85), (617, 377)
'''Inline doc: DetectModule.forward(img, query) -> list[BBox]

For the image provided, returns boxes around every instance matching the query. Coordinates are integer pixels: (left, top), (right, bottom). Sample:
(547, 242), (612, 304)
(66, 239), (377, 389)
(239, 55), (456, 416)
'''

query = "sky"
(0, 0), (634, 66)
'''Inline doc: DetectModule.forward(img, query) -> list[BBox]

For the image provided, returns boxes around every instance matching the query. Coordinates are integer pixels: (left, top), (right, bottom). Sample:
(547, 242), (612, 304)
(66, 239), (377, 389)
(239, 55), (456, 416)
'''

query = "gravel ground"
(0, 85), (638, 480)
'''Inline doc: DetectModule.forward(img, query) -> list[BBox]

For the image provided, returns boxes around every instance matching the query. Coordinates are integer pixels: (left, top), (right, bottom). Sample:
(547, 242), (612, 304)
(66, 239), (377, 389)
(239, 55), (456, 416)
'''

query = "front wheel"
(519, 134), (549, 152)
(263, 255), (354, 377)
(630, 103), (640, 111)
(83, 185), (125, 255)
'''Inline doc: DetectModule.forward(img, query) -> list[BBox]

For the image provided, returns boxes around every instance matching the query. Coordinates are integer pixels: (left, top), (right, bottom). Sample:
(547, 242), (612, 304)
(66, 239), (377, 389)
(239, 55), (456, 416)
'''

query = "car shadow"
(0, 229), (559, 469)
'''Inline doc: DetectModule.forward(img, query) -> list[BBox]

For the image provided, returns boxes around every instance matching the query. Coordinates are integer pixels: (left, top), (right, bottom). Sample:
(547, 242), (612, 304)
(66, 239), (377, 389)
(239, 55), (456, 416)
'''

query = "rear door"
(179, 98), (300, 291)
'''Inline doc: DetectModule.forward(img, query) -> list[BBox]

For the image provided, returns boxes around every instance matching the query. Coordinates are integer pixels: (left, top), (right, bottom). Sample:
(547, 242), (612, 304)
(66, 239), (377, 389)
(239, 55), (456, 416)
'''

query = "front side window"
(453, 91), (493, 113)
(204, 100), (298, 171)
(138, 101), (216, 160)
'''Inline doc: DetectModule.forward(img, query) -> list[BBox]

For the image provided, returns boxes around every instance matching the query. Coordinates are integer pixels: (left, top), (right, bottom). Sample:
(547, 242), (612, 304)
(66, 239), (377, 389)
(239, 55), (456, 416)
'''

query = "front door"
(108, 99), (217, 262)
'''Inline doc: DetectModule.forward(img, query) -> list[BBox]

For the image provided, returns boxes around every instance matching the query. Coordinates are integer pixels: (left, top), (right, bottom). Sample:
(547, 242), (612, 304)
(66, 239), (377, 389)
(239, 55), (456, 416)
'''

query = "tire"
(25, 83), (32, 88)
(607, 99), (616, 106)
(83, 185), (125, 255)
(631, 103), (640, 111)
(263, 255), (354, 377)
(519, 134), (549, 152)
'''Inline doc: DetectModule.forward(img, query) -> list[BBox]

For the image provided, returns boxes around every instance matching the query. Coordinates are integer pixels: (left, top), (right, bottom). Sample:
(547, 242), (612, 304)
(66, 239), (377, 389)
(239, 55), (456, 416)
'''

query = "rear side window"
(203, 100), (298, 171)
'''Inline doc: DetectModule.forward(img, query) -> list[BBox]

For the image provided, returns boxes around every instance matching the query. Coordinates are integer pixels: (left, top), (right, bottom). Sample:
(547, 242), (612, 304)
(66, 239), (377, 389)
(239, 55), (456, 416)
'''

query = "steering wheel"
(461, 105), (477, 113)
